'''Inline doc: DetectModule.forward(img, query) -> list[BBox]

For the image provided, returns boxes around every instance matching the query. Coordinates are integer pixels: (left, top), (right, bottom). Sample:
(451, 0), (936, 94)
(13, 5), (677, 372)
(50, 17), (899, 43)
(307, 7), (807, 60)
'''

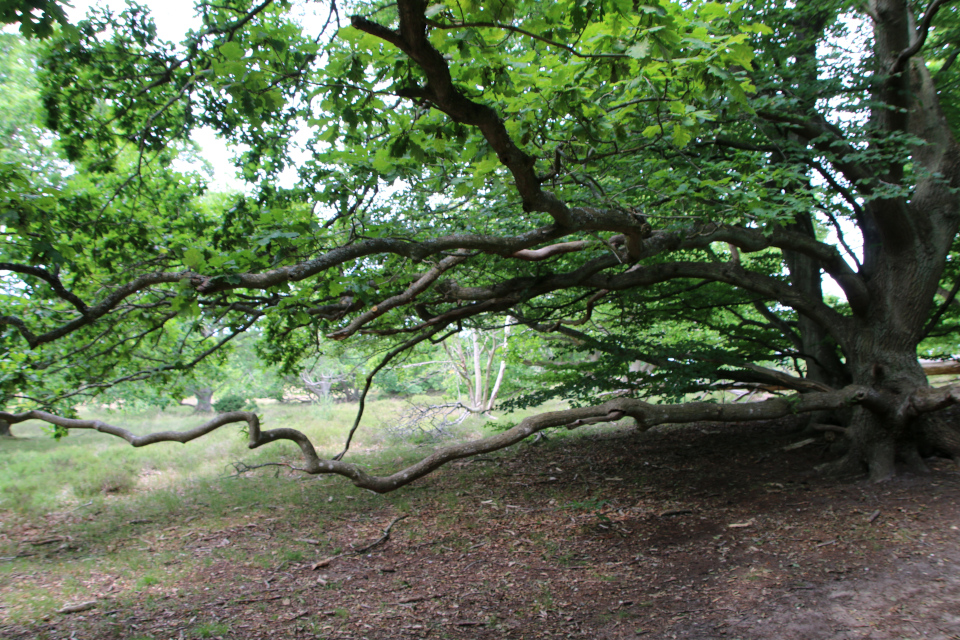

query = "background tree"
(2, 0), (960, 487)
(442, 320), (511, 414)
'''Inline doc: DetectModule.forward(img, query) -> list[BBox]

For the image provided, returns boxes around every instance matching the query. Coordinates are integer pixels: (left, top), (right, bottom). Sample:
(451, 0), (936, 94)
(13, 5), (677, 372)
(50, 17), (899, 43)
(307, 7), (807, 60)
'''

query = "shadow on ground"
(2, 416), (959, 639)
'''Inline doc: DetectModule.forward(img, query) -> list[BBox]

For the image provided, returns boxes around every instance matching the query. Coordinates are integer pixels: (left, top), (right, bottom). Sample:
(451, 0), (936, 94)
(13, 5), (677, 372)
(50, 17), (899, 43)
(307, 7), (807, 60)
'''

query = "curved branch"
(560, 289), (609, 326)
(327, 252), (469, 340)
(8, 271), (188, 349)
(807, 159), (866, 229)
(350, 1), (654, 241)
(890, 0), (951, 77)
(511, 240), (590, 261)
(758, 111), (876, 192)
(0, 314), (38, 345)
(685, 225), (868, 313)
(12, 213), (854, 354)
(0, 224), (582, 349)
(0, 263), (88, 313)
(594, 261), (848, 333)
(752, 301), (802, 349)
(0, 409), (323, 469)
(439, 254), (848, 341)
(516, 312), (831, 394)
(936, 47), (960, 79)
(922, 280), (960, 339)
(5, 383), (918, 494)
(737, 363), (834, 393)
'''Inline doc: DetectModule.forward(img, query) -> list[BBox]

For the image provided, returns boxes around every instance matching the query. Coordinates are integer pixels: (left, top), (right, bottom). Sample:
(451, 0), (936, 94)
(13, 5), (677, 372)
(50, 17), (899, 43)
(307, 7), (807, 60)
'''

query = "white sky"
(66, 0), (198, 40)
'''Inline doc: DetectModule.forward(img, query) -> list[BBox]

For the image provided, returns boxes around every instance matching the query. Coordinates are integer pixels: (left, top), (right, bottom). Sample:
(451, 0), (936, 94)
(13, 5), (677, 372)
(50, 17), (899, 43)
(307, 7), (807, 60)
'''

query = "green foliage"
(0, 0), (71, 40)
(0, 0), (958, 457)
(6, 0), (773, 413)
(928, 3), (960, 139)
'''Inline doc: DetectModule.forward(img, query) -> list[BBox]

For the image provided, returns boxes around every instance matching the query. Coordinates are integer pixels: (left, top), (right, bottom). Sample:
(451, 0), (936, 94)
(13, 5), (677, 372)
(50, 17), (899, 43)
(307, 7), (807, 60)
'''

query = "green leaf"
(642, 124), (663, 138)
(218, 41), (244, 60)
(699, 3), (730, 21)
(183, 248), (205, 269)
(672, 124), (692, 148)
(626, 39), (651, 59)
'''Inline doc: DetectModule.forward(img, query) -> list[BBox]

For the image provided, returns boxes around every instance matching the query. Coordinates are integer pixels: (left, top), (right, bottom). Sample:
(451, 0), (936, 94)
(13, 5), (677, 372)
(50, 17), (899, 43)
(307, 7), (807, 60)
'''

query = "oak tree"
(3, 0), (960, 484)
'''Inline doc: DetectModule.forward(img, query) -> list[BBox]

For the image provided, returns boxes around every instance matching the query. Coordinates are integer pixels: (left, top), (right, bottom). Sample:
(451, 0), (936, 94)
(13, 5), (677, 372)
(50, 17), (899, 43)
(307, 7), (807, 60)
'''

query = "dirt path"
(2, 416), (959, 639)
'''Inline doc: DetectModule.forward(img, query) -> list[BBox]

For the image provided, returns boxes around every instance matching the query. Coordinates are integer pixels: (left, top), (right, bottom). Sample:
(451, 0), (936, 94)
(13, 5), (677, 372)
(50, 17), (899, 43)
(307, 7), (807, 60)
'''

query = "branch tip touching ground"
(6, 383), (960, 493)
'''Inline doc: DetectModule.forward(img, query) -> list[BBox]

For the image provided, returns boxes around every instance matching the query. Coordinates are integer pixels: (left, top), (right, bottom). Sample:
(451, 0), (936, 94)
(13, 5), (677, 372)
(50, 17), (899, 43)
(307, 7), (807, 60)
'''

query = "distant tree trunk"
(0, 420), (11, 437)
(194, 387), (214, 413)
(300, 371), (341, 402)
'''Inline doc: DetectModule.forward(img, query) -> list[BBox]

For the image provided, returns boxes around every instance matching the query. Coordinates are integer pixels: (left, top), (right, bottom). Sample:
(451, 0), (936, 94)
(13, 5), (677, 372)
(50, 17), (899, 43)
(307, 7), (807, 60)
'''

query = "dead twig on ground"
(312, 515), (408, 569)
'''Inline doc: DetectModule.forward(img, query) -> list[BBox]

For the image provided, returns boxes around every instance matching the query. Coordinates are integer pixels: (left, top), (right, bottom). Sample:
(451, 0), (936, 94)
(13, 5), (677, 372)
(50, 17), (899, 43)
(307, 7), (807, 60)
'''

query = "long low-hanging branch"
(7, 382), (955, 494)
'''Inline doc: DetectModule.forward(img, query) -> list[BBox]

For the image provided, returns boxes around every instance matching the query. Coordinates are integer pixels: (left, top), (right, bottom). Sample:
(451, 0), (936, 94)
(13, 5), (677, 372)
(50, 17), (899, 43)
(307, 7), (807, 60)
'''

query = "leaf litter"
(1, 415), (959, 639)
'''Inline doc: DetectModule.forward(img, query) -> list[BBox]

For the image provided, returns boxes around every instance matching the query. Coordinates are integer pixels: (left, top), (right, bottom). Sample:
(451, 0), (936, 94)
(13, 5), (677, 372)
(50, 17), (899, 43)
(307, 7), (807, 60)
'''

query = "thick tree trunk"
(819, 338), (932, 480)
(843, 408), (900, 481)
(783, 215), (851, 433)
(0, 419), (11, 438)
(194, 387), (214, 413)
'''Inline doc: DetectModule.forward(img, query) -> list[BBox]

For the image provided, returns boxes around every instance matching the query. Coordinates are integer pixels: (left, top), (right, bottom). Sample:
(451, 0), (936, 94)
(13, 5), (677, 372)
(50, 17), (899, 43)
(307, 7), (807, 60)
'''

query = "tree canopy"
(2, 0), (960, 485)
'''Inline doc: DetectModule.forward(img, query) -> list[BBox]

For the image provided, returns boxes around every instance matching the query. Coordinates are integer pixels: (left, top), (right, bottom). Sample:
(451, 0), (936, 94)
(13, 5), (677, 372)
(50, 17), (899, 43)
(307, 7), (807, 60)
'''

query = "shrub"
(213, 394), (254, 413)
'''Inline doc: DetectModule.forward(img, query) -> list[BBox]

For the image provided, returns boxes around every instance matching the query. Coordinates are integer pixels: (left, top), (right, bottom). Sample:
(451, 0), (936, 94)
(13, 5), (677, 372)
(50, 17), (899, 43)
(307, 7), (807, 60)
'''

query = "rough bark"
(821, 339), (935, 480)
(0, 420), (11, 438)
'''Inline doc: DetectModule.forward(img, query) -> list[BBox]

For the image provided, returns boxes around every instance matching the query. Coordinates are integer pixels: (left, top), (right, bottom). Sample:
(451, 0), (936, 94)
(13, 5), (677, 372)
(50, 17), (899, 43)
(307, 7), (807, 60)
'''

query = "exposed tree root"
(919, 408), (960, 463)
(815, 452), (866, 478)
(901, 446), (931, 475)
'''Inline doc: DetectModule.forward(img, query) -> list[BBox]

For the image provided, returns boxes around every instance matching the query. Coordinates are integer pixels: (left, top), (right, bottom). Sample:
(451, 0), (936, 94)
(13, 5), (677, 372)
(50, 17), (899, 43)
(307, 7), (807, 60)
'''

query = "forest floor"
(1, 415), (959, 640)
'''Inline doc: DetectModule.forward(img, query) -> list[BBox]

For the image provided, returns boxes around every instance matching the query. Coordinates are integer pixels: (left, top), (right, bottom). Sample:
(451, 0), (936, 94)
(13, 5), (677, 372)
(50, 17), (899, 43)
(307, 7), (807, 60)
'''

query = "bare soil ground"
(2, 416), (960, 639)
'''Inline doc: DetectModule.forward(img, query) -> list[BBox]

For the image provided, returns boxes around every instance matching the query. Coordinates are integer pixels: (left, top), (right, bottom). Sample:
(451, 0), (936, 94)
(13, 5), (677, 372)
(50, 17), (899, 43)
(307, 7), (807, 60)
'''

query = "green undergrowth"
(0, 397), (580, 519)
(0, 397), (621, 624)
(0, 399), (486, 515)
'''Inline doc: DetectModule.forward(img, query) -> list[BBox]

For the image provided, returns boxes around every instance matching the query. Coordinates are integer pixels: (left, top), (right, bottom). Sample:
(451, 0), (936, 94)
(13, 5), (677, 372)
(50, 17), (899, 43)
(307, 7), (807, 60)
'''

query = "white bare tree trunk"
(472, 331), (483, 409)
(484, 319), (511, 411)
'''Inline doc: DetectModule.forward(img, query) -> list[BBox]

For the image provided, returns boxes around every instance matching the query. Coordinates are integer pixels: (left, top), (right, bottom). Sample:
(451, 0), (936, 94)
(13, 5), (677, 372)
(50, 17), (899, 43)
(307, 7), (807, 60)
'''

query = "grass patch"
(192, 621), (231, 638)
(0, 397), (633, 630)
(0, 399), (502, 516)
(135, 573), (162, 589)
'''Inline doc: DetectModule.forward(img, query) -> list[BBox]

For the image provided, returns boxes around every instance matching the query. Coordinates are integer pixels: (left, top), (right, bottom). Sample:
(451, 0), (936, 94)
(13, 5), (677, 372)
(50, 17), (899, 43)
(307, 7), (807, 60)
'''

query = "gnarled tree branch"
(9, 382), (945, 493)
